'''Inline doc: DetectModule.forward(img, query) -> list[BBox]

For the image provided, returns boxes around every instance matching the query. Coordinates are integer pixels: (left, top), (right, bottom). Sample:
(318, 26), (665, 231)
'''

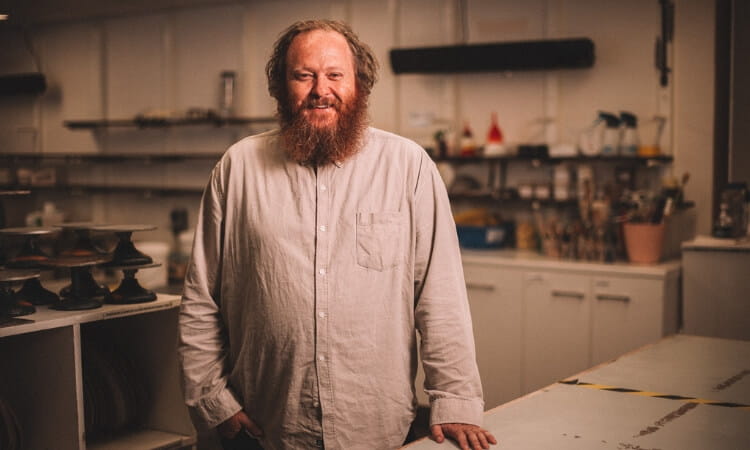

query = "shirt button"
(313, 400), (320, 408)
(318, 355), (326, 361)
(319, 225), (327, 232)
(319, 268), (326, 275)
(320, 185), (327, 191)
(318, 311), (326, 318)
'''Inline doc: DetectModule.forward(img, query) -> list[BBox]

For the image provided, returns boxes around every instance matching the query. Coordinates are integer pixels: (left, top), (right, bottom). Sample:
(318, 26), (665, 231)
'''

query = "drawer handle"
(466, 283), (495, 292)
(551, 290), (584, 300)
(596, 294), (631, 302)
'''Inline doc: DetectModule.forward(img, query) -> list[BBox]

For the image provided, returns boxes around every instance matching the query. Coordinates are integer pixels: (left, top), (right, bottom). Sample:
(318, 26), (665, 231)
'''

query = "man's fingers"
(455, 430), (470, 450)
(436, 423), (497, 449)
(477, 431), (492, 449)
(430, 424), (445, 443)
(237, 412), (264, 437)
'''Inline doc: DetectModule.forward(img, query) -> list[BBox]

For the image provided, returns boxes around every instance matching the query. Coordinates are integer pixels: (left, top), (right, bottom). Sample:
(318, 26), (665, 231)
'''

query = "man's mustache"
(304, 98), (342, 110)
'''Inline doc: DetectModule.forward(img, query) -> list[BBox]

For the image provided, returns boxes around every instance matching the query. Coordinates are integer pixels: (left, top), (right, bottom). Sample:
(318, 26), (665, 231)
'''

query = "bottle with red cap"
(484, 112), (505, 156)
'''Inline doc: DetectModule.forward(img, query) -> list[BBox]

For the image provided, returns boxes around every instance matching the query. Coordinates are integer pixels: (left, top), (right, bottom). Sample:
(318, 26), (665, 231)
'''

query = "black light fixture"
(390, 38), (595, 75)
(0, 72), (47, 95)
(0, 12), (47, 95)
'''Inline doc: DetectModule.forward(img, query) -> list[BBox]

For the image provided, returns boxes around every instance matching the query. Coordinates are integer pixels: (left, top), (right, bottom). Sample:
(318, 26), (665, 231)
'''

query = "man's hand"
(217, 410), (264, 439)
(431, 423), (497, 450)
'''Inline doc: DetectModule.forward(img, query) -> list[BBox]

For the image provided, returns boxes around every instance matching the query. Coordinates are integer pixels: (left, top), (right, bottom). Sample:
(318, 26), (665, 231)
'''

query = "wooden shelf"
(0, 184), (204, 196)
(0, 294), (196, 449)
(87, 428), (194, 450)
(0, 152), (221, 164)
(433, 153), (673, 165)
(64, 115), (276, 129)
(449, 190), (577, 206)
(0, 294), (181, 338)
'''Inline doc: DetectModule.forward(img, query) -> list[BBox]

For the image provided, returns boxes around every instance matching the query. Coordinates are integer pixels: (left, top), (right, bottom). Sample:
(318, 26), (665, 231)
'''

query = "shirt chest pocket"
(356, 211), (406, 271)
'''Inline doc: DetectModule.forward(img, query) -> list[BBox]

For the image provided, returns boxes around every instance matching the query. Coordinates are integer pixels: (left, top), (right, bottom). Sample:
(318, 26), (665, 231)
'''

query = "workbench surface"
(405, 334), (750, 449)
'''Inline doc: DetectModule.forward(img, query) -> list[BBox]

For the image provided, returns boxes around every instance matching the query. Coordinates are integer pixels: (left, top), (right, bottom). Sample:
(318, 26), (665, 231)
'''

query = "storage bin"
(456, 224), (514, 249)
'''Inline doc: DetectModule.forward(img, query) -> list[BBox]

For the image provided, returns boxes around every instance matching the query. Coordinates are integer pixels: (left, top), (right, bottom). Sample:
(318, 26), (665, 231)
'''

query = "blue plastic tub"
(456, 224), (514, 249)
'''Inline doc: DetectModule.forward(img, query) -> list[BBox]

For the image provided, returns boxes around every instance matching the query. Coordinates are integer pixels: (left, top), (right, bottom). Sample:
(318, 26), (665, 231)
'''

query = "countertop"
(404, 334), (750, 449)
(461, 249), (681, 278)
(682, 234), (750, 251)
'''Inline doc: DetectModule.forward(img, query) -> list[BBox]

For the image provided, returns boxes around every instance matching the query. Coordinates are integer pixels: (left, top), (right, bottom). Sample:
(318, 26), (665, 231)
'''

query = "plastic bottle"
(168, 208), (189, 286)
(598, 112), (621, 156)
(484, 112), (505, 156)
(460, 121), (477, 157)
(619, 111), (639, 156)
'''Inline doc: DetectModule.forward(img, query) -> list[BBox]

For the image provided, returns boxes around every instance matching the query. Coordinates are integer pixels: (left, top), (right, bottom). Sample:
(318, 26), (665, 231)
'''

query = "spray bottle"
(619, 111), (639, 157)
(598, 111), (621, 156)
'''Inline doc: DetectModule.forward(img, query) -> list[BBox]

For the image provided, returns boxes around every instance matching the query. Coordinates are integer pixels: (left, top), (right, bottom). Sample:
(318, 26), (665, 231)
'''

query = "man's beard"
(278, 92), (369, 166)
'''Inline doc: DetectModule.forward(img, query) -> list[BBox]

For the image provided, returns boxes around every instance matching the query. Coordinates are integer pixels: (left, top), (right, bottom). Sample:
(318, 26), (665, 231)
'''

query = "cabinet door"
(464, 263), (523, 409)
(591, 275), (664, 365)
(523, 271), (590, 393)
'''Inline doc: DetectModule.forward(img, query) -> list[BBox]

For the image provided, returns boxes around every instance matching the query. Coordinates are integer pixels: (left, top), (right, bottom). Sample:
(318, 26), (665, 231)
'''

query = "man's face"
(285, 29), (357, 129)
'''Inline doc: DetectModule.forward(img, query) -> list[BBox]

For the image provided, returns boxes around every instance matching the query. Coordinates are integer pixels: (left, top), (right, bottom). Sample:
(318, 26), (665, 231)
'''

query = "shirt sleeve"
(178, 161), (242, 428)
(412, 153), (485, 426)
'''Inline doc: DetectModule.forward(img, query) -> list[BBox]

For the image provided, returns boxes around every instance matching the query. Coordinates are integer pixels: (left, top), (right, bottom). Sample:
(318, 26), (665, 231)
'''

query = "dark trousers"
(219, 406), (428, 450)
(220, 432), (264, 450)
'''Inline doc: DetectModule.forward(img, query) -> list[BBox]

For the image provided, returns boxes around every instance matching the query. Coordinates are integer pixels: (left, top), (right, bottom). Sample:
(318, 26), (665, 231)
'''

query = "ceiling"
(0, 0), (238, 25)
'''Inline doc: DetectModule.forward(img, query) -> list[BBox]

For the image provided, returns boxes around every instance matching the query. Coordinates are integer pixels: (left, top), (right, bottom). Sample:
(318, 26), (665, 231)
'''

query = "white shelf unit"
(0, 294), (195, 450)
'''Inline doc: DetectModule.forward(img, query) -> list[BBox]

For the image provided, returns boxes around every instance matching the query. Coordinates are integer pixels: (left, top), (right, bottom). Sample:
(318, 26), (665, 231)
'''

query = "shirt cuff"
(192, 387), (243, 428)
(429, 395), (484, 427)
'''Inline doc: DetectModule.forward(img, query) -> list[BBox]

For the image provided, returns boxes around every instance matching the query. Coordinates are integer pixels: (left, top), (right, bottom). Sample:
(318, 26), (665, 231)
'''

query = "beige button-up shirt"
(178, 127), (484, 450)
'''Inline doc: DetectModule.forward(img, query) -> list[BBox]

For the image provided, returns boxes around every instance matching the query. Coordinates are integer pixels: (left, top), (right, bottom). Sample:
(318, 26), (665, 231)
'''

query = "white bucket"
(135, 241), (170, 289)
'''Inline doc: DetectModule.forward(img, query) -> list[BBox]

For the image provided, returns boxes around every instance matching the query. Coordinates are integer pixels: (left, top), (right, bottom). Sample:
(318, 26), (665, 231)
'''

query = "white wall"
(0, 0), (716, 238)
(673, 0), (716, 234)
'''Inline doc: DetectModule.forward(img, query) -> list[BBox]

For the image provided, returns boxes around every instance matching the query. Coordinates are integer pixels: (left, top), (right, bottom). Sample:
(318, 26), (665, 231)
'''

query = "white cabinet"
(461, 250), (680, 402)
(463, 263), (523, 409)
(0, 295), (195, 450)
(682, 237), (750, 341)
(590, 274), (678, 364)
(522, 271), (590, 393)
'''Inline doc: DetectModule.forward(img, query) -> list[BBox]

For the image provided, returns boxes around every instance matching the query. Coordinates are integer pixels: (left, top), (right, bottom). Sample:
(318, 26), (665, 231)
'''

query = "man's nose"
(311, 77), (331, 98)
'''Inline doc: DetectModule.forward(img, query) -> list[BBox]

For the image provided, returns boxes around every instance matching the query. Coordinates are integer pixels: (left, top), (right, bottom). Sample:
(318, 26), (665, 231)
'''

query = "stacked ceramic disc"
(0, 397), (22, 450)
(82, 339), (148, 441)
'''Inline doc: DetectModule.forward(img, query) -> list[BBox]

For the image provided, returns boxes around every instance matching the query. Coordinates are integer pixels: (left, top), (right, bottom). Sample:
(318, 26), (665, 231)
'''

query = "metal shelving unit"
(434, 152), (673, 205)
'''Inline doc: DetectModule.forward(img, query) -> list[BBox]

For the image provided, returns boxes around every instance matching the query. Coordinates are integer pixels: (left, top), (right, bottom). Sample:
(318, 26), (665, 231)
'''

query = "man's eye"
(328, 73), (343, 80)
(295, 73), (313, 80)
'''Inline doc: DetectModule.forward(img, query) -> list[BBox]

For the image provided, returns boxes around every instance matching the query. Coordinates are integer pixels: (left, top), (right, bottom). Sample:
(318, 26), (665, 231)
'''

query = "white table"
(404, 334), (750, 449)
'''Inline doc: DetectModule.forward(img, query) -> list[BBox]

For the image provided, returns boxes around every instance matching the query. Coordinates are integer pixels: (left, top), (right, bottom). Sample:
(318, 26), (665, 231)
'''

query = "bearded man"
(178, 19), (496, 450)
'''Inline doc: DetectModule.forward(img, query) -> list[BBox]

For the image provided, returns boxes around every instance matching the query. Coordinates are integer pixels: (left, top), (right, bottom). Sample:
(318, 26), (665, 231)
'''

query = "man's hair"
(266, 19), (379, 103)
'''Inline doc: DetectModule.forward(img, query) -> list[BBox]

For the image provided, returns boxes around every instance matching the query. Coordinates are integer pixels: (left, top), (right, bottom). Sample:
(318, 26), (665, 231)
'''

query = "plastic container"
(599, 112), (621, 156)
(456, 224), (514, 249)
(619, 111), (639, 156)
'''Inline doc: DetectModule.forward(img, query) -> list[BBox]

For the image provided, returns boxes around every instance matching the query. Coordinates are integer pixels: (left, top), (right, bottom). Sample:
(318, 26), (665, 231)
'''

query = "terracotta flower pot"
(623, 222), (666, 264)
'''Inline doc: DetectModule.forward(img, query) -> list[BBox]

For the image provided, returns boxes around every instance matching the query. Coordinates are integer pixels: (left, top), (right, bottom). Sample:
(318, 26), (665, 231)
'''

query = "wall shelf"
(1, 152), (218, 197)
(1, 152), (222, 165)
(434, 152), (674, 205)
(64, 115), (276, 129)
(433, 153), (673, 165)
(0, 184), (204, 196)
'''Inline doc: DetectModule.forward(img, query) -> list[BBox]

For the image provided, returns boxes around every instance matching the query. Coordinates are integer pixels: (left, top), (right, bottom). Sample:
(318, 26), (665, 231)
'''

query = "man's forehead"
(287, 29), (353, 62)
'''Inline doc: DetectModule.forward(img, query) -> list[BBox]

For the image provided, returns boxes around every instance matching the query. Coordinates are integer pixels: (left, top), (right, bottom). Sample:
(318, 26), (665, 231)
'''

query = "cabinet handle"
(466, 283), (495, 292)
(596, 294), (631, 302)
(526, 274), (545, 282)
(551, 290), (584, 300)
